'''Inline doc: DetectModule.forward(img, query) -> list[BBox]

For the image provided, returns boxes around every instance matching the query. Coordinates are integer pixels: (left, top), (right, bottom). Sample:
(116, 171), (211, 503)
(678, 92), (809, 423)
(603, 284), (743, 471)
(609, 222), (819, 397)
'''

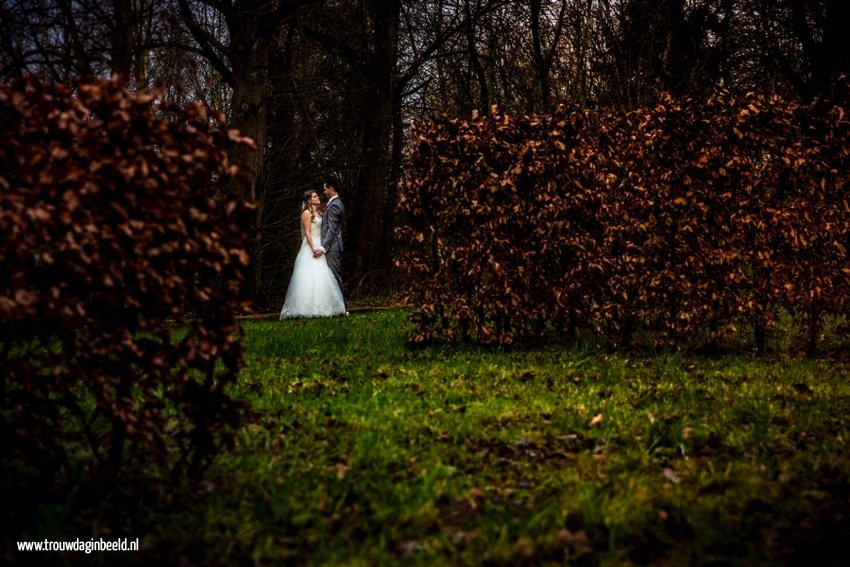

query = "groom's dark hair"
(324, 175), (341, 193)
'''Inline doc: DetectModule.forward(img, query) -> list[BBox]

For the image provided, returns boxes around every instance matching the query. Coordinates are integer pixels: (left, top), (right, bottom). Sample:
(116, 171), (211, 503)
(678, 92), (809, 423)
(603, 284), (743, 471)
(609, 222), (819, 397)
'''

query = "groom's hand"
(313, 249), (323, 257)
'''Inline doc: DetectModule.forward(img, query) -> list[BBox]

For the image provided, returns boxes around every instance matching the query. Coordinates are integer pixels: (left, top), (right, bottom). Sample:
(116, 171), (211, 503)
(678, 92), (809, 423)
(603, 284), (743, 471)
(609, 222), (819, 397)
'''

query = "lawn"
(143, 310), (850, 565)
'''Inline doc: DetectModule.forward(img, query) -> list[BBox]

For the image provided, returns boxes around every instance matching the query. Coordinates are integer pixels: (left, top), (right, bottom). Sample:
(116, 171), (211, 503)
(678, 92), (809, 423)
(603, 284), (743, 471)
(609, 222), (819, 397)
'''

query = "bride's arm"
(301, 210), (316, 252)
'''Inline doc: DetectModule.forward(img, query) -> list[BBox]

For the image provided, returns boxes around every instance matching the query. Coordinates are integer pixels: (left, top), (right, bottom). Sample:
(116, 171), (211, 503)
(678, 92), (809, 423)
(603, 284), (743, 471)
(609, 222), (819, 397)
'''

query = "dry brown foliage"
(397, 89), (850, 351)
(0, 76), (255, 500)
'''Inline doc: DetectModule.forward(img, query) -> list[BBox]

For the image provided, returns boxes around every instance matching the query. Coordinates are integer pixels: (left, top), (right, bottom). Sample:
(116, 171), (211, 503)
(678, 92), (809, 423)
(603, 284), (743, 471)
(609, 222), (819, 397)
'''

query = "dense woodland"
(3, 4), (850, 562)
(2, 0), (849, 309)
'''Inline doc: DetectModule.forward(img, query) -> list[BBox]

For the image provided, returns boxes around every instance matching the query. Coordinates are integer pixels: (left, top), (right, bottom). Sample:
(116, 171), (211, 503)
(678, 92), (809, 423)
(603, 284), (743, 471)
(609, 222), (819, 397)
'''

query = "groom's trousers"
(326, 248), (344, 301)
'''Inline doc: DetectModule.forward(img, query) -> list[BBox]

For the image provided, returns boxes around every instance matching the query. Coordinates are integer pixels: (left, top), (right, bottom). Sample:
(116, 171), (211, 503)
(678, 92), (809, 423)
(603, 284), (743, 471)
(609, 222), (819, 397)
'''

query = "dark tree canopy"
(2, 0), (848, 309)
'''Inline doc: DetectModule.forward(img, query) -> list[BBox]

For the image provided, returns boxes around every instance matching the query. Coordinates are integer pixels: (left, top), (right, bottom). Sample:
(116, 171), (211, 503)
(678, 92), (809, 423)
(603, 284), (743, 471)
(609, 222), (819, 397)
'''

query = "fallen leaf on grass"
(515, 537), (534, 558)
(326, 463), (348, 479)
(467, 487), (484, 509)
(662, 467), (681, 484)
(558, 528), (594, 557)
(590, 414), (603, 426)
(397, 541), (427, 556)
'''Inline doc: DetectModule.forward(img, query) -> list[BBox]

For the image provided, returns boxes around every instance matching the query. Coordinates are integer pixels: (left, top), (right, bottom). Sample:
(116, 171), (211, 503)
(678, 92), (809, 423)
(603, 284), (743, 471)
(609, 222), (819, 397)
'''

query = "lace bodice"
(301, 215), (322, 244)
(309, 216), (322, 241)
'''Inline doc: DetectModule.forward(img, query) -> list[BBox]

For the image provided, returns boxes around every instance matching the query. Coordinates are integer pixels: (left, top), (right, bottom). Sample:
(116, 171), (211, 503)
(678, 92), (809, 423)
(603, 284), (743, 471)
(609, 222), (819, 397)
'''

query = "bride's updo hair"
(301, 190), (318, 221)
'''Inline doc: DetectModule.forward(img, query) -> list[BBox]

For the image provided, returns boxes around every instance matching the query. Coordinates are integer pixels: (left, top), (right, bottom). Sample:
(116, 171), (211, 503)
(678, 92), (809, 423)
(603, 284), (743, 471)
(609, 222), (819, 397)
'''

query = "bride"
(279, 190), (347, 318)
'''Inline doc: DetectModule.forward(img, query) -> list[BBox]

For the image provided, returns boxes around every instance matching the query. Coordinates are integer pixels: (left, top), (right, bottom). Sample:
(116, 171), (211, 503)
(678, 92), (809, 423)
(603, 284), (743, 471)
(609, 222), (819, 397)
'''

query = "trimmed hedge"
(0, 76), (254, 516)
(397, 89), (850, 351)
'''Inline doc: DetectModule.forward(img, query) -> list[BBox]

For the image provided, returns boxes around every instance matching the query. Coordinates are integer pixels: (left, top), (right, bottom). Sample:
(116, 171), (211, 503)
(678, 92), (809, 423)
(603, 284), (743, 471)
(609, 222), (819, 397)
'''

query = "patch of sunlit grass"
(147, 311), (850, 566)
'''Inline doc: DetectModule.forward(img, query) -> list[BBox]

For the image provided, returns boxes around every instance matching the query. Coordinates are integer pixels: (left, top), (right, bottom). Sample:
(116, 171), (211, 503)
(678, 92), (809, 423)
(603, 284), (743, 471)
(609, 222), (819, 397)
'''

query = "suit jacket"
(321, 196), (344, 253)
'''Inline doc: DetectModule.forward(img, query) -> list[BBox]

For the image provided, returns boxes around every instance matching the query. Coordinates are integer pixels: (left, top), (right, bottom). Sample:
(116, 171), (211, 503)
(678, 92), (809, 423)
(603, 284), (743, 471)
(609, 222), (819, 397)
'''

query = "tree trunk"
(228, 44), (270, 200)
(783, 0), (850, 98)
(230, 51), (270, 300)
(225, 3), (276, 304)
(378, 86), (406, 276)
(110, 0), (134, 83)
(463, 0), (489, 112)
(529, 0), (551, 109)
(349, 0), (400, 286)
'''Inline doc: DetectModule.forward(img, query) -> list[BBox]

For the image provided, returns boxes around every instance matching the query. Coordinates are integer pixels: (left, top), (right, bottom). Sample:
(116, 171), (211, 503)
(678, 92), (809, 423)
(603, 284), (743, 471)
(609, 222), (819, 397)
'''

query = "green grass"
(146, 311), (850, 566)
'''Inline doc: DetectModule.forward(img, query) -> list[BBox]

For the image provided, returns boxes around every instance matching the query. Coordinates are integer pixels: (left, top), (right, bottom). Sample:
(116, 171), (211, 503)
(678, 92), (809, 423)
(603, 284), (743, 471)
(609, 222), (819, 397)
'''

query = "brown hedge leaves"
(397, 89), (850, 351)
(0, 76), (254, 493)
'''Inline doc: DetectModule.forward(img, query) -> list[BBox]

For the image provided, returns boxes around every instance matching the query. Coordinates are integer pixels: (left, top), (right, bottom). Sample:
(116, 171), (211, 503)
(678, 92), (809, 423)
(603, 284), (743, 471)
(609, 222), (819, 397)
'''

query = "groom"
(315, 175), (345, 299)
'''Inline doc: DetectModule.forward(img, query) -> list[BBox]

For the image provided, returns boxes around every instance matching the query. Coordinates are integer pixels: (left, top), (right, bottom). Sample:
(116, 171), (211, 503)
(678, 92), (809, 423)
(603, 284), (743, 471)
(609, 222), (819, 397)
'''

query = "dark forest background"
(2, 0), (848, 310)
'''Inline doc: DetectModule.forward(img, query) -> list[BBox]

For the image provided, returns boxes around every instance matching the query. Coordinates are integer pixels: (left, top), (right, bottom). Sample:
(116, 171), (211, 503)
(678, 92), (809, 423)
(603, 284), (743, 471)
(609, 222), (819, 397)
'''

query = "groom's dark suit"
(320, 195), (345, 296)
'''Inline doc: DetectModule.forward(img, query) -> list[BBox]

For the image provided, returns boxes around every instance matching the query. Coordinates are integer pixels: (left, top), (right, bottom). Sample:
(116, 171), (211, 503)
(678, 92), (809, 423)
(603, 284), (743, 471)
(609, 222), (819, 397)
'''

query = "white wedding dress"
(279, 216), (346, 319)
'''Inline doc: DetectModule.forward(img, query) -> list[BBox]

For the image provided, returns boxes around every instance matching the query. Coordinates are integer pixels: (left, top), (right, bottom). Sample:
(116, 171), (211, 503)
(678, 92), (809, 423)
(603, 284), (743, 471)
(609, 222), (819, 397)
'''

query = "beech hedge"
(0, 76), (254, 506)
(397, 89), (850, 351)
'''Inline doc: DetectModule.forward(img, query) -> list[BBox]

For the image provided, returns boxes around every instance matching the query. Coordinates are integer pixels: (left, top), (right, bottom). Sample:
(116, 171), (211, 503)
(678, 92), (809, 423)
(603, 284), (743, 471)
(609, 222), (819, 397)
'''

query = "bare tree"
(6, 0), (848, 308)
(735, 0), (850, 99)
(529, 0), (568, 109)
(176, 1), (319, 200)
(295, 1), (511, 289)
(0, 0), (169, 88)
(591, 0), (736, 108)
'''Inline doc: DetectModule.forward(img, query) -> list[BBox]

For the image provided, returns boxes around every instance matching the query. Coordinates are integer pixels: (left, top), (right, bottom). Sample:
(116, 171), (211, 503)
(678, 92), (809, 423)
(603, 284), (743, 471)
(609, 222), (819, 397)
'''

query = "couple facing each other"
(279, 176), (347, 319)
